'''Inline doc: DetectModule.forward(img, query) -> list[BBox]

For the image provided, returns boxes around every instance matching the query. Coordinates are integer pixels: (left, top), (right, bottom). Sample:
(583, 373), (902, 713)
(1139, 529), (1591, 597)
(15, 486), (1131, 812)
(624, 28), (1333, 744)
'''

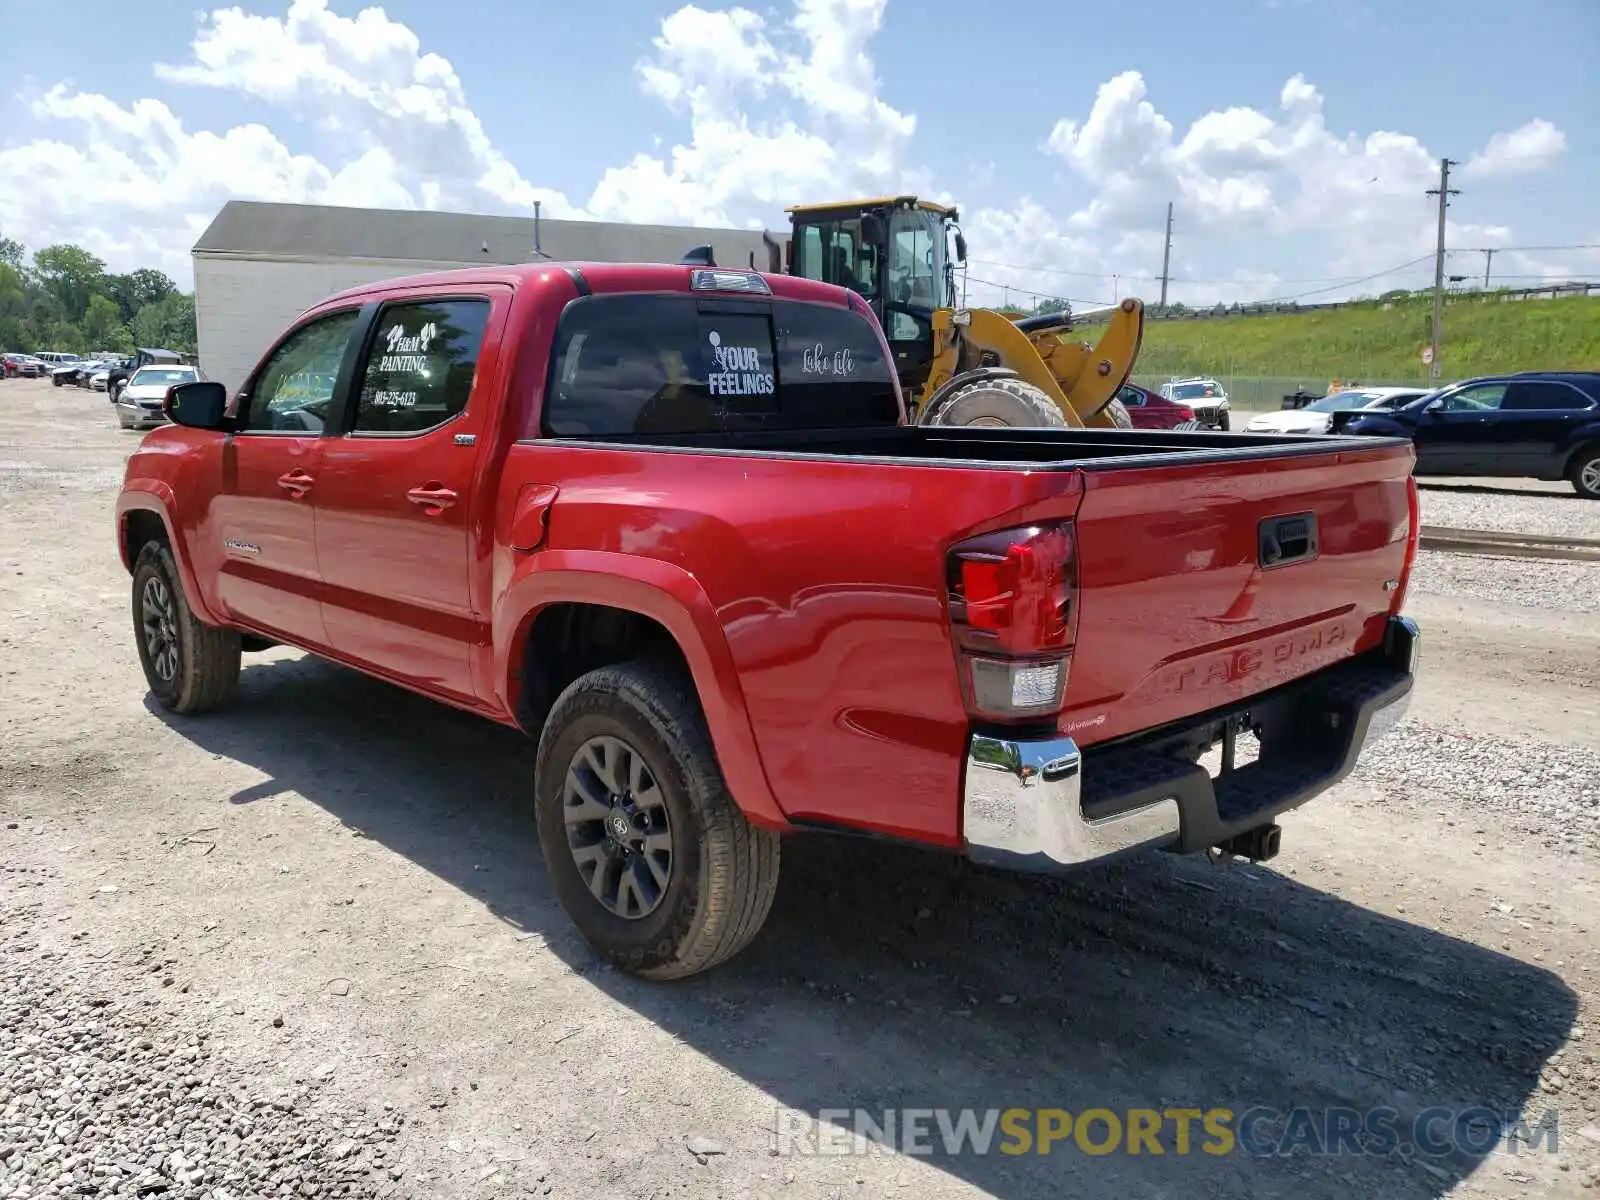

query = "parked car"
(50, 357), (92, 387)
(107, 348), (185, 404)
(1247, 387), (1430, 435)
(114, 364), (204, 429)
(1342, 372), (1600, 498)
(1113, 382), (1201, 430)
(4, 353), (45, 378)
(116, 261), (1421, 979)
(1159, 377), (1231, 429)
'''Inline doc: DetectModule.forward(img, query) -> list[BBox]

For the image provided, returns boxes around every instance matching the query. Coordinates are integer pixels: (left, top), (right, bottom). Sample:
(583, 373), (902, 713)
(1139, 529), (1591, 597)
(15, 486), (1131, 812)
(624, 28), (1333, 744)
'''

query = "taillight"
(1389, 476), (1421, 614)
(1176, 405), (1195, 420)
(946, 521), (1077, 722)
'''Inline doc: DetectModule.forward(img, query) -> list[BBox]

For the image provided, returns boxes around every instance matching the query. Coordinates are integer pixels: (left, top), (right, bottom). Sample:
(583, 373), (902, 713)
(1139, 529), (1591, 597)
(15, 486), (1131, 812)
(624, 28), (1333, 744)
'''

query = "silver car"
(115, 365), (204, 430)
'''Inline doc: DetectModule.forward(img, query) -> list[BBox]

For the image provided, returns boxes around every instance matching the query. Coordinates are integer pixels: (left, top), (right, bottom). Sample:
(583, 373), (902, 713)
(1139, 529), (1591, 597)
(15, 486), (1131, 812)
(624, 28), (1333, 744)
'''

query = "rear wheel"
(1570, 446), (1600, 500)
(535, 662), (781, 979)
(920, 377), (1067, 428)
(131, 541), (241, 713)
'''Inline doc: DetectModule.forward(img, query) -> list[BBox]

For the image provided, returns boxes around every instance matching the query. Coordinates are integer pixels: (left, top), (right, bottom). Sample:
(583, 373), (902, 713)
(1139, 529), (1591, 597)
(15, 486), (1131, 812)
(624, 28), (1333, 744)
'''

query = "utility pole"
(1425, 158), (1459, 383)
(1482, 247), (1494, 290)
(1159, 201), (1174, 309)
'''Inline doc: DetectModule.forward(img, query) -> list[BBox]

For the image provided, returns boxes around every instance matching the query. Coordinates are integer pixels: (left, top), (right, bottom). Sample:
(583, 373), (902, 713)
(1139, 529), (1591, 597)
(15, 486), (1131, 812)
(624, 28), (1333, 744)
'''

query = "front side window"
(351, 299), (491, 435)
(542, 294), (899, 437)
(1437, 383), (1507, 412)
(238, 309), (361, 434)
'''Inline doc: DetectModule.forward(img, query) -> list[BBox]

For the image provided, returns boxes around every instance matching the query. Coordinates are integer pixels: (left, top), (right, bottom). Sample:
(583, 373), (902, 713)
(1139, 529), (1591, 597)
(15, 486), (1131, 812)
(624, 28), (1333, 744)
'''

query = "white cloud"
(588, 0), (924, 225)
(1461, 119), (1567, 179)
(0, 0), (1574, 308)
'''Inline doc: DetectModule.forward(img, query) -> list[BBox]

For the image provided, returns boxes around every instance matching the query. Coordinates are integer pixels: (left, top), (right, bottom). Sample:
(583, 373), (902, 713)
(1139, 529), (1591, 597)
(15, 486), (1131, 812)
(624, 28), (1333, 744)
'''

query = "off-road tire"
(534, 661), (780, 980)
(131, 541), (241, 714)
(1216, 410), (1231, 431)
(1098, 396), (1133, 428)
(921, 377), (1067, 428)
(1570, 444), (1600, 500)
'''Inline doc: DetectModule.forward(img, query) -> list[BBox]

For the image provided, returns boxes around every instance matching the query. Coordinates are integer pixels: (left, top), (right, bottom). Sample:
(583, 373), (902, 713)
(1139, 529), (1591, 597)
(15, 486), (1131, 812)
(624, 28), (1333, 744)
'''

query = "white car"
(1160, 377), (1231, 429)
(115, 365), (204, 430)
(1245, 387), (1431, 435)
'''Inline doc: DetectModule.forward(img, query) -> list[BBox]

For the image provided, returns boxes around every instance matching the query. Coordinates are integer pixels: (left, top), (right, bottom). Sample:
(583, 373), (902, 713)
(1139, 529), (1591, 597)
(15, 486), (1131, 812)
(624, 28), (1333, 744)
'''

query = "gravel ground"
(1350, 721), (1600, 856)
(1418, 484), (1600, 541)
(1410, 551), (1597, 614)
(0, 896), (402, 1200)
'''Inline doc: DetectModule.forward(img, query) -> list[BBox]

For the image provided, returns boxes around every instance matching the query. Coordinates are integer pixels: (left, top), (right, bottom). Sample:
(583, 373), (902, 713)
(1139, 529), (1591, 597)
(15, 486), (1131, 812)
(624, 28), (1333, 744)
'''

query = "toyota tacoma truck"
(116, 262), (1421, 980)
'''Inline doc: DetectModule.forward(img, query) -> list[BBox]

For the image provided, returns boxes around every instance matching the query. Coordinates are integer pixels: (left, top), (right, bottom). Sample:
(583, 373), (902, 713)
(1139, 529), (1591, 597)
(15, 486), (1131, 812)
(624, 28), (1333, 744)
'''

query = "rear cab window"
(539, 293), (901, 437)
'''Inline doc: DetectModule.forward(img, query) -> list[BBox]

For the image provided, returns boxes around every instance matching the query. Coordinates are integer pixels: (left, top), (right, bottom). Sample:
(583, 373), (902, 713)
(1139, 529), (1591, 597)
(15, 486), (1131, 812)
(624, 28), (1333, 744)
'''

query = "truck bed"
(537, 423), (1401, 468)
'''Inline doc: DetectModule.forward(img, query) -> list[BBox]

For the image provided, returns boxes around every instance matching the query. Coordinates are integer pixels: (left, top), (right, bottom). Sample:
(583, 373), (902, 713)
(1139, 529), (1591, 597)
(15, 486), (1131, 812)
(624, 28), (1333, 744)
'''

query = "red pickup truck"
(116, 262), (1421, 979)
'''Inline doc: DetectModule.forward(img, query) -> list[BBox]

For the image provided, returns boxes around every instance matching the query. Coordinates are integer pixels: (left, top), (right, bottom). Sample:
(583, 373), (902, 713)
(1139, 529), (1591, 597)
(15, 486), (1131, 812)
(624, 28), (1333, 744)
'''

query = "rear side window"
(541, 294), (899, 437)
(1502, 381), (1595, 411)
(352, 299), (491, 435)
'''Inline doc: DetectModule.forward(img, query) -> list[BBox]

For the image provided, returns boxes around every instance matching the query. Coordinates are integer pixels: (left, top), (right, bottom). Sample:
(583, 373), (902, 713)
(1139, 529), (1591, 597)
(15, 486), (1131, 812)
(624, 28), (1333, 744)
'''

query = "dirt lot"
(3, 378), (1598, 1199)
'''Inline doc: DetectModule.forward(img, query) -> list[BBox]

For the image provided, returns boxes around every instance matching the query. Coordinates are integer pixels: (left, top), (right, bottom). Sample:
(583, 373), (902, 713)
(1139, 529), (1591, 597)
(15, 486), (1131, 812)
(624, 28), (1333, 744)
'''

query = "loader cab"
(785, 196), (964, 395)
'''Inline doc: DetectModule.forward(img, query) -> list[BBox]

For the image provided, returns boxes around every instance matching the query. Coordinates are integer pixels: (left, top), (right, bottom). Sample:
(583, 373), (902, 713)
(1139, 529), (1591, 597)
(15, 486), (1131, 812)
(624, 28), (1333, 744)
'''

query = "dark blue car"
(1341, 371), (1600, 499)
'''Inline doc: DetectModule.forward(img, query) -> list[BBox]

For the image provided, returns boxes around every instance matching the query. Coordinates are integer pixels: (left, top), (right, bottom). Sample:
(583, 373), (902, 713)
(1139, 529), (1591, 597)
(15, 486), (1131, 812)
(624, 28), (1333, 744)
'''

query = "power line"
(963, 242), (1600, 292)
(1258, 255), (1437, 303)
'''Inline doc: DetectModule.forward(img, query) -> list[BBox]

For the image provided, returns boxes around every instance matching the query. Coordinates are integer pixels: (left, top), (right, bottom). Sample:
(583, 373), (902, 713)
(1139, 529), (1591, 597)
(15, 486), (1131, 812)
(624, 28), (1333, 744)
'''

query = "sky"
(1, 0), (1596, 310)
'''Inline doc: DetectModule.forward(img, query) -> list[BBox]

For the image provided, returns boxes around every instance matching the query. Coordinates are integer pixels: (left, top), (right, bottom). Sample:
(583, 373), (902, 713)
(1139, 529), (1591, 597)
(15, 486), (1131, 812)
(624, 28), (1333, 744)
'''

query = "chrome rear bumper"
(961, 615), (1419, 872)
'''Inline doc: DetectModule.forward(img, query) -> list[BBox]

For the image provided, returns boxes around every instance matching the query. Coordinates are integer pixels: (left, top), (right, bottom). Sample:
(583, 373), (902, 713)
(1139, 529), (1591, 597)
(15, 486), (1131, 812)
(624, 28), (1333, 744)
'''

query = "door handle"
(277, 470), (314, 497)
(407, 484), (458, 514)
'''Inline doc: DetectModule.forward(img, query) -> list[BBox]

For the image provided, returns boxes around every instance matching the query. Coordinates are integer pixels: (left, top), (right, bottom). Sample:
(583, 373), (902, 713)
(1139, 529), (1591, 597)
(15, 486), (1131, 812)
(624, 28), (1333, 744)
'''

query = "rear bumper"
(961, 615), (1419, 872)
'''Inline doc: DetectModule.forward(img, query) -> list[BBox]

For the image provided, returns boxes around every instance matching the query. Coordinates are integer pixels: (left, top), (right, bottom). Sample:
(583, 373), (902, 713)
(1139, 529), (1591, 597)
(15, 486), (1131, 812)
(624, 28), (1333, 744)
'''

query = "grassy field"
(1119, 293), (1600, 389)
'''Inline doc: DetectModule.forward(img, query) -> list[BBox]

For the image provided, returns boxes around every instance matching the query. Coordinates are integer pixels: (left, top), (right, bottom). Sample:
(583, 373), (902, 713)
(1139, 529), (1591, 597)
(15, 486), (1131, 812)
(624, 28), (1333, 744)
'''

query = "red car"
(117, 261), (1420, 979)
(1115, 382), (1200, 429)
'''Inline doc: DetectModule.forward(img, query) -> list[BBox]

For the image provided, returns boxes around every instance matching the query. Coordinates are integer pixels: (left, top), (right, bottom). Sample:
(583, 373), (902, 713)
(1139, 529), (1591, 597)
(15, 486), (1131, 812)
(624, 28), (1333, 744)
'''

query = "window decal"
(706, 330), (773, 397)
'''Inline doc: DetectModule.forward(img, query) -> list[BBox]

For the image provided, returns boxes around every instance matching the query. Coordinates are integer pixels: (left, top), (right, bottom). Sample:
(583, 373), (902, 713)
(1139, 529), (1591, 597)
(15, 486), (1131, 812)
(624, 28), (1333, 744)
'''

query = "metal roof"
(784, 196), (958, 218)
(192, 200), (776, 266)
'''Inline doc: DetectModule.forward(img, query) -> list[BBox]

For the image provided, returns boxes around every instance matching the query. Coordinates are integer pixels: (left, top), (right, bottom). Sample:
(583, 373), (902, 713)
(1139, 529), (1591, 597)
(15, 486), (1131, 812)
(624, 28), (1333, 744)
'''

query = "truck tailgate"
(1061, 442), (1416, 745)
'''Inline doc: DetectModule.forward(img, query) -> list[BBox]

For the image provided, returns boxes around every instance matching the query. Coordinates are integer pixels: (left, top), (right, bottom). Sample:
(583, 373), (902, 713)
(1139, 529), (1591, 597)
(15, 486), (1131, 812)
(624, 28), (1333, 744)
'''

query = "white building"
(192, 200), (781, 394)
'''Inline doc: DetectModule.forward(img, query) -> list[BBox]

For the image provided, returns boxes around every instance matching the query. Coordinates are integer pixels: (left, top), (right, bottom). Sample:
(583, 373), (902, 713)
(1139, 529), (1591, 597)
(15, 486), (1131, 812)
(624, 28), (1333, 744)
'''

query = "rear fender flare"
(115, 484), (225, 627)
(494, 549), (789, 830)
(1560, 430), (1600, 473)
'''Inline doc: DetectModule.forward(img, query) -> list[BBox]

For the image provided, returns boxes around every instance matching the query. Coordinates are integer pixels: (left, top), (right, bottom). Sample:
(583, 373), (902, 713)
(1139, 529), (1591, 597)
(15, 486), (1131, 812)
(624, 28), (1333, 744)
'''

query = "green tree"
(130, 292), (197, 354)
(81, 294), (133, 352)
(0, 237), (23, 270)
(33, 244), (107, 324)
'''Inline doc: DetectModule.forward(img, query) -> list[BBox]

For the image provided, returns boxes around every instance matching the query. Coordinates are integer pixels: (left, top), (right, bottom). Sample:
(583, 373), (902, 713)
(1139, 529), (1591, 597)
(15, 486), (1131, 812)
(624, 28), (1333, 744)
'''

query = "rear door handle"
(407, 484), (458, 514)
(277, 470), (314, 497)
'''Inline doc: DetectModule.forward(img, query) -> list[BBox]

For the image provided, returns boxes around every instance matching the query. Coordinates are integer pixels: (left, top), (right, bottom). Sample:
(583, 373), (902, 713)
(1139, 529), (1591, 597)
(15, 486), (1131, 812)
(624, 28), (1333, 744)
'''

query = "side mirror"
(860, 213), (887, 247)
(1423, 398), (1444, 415)
(953, 231), (968, 263)
(166, 380), (230, 430)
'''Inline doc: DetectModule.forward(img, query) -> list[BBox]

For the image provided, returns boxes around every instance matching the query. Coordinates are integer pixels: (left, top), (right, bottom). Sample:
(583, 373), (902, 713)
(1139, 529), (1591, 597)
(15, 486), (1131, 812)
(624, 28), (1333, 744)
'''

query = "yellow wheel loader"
(777, 196), (1145, 429)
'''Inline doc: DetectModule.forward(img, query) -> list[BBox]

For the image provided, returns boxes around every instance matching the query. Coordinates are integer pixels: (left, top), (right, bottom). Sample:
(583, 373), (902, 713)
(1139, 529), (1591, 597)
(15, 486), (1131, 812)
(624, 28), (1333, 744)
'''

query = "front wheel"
(131, 541), (241, 713)
(1215, 410), (1231, 431)
(534, 662), (780, 979)
(1571, 446), (1600, 500)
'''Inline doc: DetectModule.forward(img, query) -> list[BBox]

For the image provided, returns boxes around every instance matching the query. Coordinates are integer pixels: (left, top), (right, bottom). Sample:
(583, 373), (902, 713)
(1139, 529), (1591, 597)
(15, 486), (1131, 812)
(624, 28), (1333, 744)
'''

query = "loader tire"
(1099, 397), (1133, 428)
(921, 377), (1067, 428)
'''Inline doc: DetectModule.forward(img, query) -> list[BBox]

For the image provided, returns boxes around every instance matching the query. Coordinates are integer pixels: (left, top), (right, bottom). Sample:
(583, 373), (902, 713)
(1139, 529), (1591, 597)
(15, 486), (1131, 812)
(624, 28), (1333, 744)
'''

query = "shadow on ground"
(1418, 481), (1578, 500)
(153, 654), (1577, 1199)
